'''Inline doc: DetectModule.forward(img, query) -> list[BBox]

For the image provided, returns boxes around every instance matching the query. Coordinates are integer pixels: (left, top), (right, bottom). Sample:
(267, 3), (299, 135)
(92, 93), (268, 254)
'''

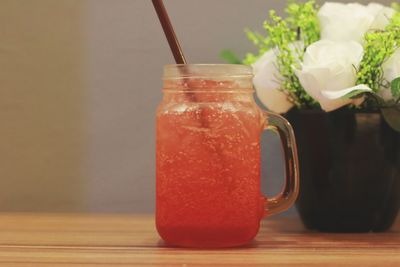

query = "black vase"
(286, 109), (400, 232)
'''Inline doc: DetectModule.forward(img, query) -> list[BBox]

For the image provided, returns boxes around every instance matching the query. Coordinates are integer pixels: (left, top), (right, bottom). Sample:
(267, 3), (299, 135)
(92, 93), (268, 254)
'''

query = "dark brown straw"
(152, 0), (187, 64)
(152, 0), (224, 161)
(152, 0), (199, 105)
(152, 0), (215, 128)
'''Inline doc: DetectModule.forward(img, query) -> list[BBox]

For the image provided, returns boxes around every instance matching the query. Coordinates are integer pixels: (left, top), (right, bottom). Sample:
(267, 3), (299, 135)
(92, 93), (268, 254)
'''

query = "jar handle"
(262, 111), (300, 217)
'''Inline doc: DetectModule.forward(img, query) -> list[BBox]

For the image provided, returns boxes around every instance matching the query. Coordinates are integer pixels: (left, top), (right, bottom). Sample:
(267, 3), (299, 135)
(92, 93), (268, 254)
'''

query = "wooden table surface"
(0, 213), (399, 266)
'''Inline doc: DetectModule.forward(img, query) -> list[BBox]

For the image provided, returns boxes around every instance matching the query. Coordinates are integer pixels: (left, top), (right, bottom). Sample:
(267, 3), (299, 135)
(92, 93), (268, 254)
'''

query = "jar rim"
(163, 64), (253, 79)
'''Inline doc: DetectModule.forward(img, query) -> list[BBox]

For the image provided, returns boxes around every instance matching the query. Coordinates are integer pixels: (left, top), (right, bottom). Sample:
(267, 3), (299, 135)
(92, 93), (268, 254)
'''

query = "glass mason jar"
(156, 64), (299, 248)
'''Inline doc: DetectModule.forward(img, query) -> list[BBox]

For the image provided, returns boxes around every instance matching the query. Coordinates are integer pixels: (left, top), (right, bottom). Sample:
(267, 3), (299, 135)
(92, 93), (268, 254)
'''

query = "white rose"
(252, 43), (303, 113)
(367, 3), (396, 30)
(318, 2), (395, 43)
(295, 40), (371, 112)
(380, 48), (400, 101)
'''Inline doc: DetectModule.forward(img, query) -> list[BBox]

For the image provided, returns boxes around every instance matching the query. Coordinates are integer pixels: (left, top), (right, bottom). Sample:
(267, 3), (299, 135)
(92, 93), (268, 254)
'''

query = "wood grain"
(0, 213), (398, 266)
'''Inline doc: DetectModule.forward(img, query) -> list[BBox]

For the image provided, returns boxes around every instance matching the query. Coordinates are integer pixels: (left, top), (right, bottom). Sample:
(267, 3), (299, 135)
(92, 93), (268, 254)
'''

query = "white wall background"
(0, 0), (393, 213)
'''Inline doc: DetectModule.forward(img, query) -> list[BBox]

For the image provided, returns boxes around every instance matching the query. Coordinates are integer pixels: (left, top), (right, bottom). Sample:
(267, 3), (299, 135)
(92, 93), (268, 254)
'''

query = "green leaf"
(391, 77), (400, 98)
(344, 90), (369, 99)
(219, 50), (242, 64)
(382, 107), (400, 132)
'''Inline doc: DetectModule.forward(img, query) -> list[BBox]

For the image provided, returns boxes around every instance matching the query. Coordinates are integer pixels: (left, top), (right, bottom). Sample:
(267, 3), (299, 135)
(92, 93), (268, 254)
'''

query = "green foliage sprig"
(286, 0), (320, 48)
(243, 1), (320, 108)
(388, 6), (400, 32)
(243, 0), (320, 65)
(356, 32), (398, 92)
(356, 8), (400, 109)
(262, 11), (305, 107)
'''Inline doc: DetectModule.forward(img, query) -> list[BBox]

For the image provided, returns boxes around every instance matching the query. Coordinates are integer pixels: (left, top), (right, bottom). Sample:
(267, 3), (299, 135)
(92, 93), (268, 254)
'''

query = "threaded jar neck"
(163, 64), (254, 93)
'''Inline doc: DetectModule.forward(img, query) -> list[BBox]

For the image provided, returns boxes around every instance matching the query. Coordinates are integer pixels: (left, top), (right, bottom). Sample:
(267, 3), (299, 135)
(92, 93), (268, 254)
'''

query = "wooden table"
(0, 213), (399, 266)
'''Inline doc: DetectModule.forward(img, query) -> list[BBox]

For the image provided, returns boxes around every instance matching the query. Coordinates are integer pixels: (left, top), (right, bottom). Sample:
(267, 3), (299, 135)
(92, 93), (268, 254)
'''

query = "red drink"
(157, 99), (264, 247)
(156, 65), (299, 248)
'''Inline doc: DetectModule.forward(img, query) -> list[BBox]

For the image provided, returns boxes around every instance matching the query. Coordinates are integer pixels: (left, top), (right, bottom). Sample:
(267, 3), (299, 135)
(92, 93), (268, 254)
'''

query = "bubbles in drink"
(156, 87), (264, 247)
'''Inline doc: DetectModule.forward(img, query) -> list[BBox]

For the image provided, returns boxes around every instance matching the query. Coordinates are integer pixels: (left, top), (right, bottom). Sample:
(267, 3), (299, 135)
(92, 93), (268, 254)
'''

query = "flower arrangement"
(222, 1), (400, 129)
